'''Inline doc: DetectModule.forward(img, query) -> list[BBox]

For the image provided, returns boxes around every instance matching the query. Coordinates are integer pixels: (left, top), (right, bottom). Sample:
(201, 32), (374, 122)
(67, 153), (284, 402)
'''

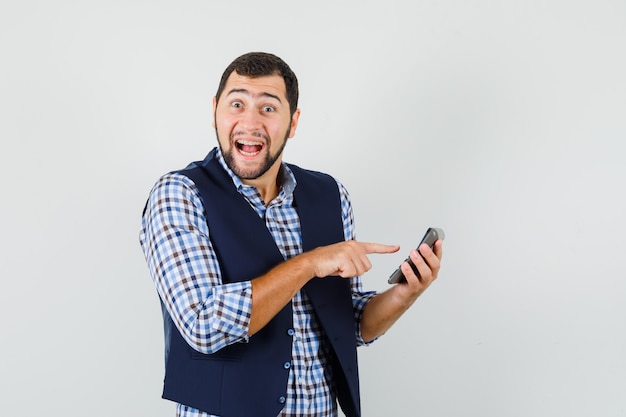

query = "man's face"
(213, 72), (300, 182)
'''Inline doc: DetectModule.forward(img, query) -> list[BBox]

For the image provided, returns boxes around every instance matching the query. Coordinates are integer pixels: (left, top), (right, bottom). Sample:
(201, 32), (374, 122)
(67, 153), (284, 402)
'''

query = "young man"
(140, 52), (443, 417)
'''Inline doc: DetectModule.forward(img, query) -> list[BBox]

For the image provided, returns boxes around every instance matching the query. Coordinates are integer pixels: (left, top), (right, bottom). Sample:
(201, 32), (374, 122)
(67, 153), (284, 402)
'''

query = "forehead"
(221, 72), (288, 102)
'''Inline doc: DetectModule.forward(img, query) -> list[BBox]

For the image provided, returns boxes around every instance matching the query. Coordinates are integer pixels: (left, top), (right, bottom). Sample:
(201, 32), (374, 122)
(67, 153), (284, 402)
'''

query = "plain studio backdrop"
(1, 1), (624, 416)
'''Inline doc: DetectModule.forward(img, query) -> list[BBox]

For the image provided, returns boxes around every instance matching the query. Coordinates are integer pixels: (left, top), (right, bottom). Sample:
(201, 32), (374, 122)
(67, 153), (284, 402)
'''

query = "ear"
(211, 96), (217, 128)
(288, 108), (301, 139)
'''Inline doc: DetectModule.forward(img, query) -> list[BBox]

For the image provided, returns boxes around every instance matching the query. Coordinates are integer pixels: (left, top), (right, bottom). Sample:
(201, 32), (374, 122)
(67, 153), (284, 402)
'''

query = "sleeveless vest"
(160, 149), (361, 417)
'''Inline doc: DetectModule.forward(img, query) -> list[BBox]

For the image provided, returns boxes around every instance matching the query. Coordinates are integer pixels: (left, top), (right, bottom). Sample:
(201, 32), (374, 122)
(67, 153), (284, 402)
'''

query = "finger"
(334, 249), (373, 278)
(419, 243), (441, 269)
(358, 242), (401, 254)
(415, 245), (440, 280)
(351, 256), (372, 277)
(400, 259), (423, 285)
(409, 249), (429, 279)
(433, 239), (443, 259)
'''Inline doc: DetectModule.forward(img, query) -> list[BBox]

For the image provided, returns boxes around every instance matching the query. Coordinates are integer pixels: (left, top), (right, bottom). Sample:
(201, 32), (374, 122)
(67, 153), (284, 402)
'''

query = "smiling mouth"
(235, 139), (264, 156)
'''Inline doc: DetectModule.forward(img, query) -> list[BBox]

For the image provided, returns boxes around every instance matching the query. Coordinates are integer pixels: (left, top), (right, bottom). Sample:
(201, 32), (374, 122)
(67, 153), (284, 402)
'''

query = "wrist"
(289, 251), (317, 283)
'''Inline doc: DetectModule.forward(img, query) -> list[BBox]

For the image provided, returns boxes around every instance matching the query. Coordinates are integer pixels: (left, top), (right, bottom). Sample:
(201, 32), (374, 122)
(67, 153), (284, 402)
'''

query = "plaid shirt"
(140, 149), (376, 417)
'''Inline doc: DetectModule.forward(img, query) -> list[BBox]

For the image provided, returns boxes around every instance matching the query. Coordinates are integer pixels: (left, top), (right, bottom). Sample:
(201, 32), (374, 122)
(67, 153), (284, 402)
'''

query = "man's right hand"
(305, 240), (400, 279)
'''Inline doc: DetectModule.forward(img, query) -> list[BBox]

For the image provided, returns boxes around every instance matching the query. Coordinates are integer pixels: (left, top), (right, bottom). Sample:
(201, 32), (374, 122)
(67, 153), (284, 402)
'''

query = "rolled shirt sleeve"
(140, 173), (251, 354)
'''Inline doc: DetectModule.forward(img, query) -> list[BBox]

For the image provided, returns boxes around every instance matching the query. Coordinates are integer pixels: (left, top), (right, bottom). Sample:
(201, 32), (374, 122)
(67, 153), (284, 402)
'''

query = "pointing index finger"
(358, 242), (400, 254)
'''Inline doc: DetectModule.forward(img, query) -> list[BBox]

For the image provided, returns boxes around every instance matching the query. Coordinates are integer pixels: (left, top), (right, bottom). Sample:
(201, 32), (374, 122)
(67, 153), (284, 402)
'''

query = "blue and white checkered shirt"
(140, 149), (377, 417)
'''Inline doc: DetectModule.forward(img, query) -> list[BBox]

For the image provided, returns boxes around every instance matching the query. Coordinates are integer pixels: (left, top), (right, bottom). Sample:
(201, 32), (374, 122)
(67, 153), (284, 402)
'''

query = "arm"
(245, 178), (399, 336)
(360, 240), (443, 343)
(140, 173), (253, 354)
(261, 179), (443, 343)
(333, 181), (444, 343)
(248, 240), (399, 336)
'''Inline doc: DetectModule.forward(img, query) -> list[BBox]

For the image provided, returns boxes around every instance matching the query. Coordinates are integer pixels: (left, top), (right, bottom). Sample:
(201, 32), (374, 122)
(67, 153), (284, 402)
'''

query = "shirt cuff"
(206, 281), (253, 344)
(353, 290), (378, 346)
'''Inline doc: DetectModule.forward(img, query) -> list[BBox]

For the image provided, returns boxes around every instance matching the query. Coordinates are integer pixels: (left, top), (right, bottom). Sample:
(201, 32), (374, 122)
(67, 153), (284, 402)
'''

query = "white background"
(1, 1), (625, 416)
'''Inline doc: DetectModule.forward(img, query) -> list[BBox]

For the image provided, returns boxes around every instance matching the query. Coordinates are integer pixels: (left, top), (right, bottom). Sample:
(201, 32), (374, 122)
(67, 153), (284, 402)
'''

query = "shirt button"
(287, 328), (295, 336)
(278, 396), (286, 404)
(283, 361), (291, 369)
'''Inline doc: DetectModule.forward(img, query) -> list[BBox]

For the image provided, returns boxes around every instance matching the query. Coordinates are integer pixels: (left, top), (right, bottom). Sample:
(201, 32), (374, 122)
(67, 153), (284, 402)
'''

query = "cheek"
(215, 123), (233, 146)
(215, 115), (236, 135)
(270, 119), (291, 137)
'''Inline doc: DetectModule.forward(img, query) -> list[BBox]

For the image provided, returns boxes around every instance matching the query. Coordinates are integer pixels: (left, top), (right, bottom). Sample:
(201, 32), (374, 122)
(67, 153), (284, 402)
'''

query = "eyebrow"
(226, 88), (282, 103)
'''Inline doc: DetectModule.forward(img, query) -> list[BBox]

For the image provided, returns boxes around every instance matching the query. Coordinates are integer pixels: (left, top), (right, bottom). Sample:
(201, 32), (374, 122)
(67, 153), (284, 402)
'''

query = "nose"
(239, 107), (263, 131)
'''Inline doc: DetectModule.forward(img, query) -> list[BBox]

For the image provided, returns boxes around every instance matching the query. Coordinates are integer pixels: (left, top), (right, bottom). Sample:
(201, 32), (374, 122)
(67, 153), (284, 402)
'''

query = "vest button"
(283, 361), (291, 369)
(287, 328), (295, 336)
(278, 396), (286, 404)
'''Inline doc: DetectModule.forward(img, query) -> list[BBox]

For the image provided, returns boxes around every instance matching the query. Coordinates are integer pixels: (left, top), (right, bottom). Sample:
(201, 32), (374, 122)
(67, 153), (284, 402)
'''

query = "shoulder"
(149, 172), (199, 198)
(144, 172), (205, 218)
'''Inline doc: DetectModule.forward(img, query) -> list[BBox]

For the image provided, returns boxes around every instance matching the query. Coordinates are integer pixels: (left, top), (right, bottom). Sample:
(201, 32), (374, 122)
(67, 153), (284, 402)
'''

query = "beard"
(218, 127), (290, 180)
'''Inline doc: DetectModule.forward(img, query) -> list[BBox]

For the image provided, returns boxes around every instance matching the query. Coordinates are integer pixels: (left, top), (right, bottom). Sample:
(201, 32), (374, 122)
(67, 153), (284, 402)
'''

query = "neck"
(242, 164), (282, 206)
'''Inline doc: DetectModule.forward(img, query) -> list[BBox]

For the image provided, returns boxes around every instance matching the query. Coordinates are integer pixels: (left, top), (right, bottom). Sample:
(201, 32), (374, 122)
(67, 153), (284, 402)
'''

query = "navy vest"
(160, 149), (361, 417)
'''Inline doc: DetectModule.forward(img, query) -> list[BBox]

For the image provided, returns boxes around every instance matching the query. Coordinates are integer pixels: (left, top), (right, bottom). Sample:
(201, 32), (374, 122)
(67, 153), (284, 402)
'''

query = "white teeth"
(236, 139), (263, 146)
